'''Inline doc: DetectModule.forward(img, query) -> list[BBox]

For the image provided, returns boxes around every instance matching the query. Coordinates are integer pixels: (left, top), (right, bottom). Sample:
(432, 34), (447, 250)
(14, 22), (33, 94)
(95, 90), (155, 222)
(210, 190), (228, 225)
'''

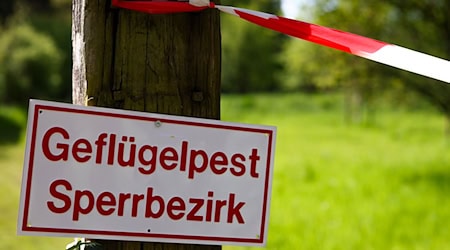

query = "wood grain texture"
(72, 0), (221, 249)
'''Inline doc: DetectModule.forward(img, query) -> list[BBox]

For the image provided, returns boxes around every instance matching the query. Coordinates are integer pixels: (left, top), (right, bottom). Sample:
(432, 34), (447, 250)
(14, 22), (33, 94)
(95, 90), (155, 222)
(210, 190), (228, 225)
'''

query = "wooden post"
(72, 1), (221, 249)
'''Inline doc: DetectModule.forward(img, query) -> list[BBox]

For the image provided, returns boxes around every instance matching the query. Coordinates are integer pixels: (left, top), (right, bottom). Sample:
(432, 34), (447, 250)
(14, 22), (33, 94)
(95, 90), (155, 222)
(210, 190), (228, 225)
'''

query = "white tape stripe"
(216, 5), (238, 16)
(215, 5), (449, 83)
(189, 0), (210, 7)
(113, 1), (450, 83)
(216, 5), (277, 19)
(359, 45), (450, 83)
(232, 7), (277, 20)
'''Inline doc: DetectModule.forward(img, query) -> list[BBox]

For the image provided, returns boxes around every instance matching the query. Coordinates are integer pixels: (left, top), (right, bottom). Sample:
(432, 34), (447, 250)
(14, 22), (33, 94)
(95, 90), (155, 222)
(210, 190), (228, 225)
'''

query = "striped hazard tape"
(112, 0), (450, 83)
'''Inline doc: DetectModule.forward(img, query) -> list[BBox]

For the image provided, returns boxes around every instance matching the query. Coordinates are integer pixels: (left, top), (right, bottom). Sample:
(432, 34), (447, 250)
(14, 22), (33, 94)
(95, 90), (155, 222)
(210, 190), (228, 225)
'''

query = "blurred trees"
(386, 0), (450, 126)
(281, 0), (449, 123)
(0, 24), (61, 105)
(0, 0), (448, 121)
(221, 0), (286, 92)
(0, 0), (71, 107)
(0, 1), (15, 24)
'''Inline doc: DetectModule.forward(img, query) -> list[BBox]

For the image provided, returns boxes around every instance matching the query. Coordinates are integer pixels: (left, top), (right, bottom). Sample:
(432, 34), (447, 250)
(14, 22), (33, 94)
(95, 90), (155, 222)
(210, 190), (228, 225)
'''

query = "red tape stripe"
(112, 0), (208, 14)
(110, 1), (450, 83)
(235, 10), (387, 54)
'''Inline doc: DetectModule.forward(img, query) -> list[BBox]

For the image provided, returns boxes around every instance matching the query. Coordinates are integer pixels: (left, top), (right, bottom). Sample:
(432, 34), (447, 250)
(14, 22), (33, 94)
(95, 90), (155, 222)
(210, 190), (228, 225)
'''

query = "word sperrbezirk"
(41, 126), (263, 224)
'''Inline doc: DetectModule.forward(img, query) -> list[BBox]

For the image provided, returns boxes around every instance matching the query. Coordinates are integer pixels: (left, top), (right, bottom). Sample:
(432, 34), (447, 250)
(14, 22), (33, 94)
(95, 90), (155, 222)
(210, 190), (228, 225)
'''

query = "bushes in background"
(0, 24), (62, 106)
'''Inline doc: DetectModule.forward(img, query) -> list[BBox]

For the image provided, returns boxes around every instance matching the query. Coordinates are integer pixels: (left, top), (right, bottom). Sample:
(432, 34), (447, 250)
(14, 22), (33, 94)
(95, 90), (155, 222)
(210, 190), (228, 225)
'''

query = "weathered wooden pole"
(72, 1), (221, 249)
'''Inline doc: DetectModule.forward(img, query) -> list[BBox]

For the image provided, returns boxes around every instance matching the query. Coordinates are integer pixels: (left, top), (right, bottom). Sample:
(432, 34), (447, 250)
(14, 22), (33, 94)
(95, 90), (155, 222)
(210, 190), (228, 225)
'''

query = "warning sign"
(17, 100), (276, 246)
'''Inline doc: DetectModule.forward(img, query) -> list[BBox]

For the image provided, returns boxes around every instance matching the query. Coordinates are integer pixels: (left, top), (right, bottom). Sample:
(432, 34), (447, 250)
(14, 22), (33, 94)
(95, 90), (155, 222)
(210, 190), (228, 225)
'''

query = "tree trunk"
(72, 1), (221, 249)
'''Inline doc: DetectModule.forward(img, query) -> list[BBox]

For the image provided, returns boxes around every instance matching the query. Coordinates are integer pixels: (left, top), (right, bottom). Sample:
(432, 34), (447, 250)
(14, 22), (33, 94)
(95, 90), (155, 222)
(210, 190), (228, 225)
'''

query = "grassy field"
(1, 93), (449, 250)
(0, 106), (71, 250)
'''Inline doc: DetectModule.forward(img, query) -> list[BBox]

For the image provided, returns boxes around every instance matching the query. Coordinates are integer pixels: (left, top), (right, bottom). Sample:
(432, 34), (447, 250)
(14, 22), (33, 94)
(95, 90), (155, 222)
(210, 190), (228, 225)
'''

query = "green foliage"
(0, 23), (62, 106)
(281, 0), (450, 118)
(0, 138), (70, 250)
(0, 1), (15, 24)
(383, 0), (450, 117)
(0, 106), (26, 144)
(221, 0), (285, 93)
(221, 93), (450, 250)
(29, 10), (73, 102)
(282, 0), (396, 90)
(0, 0), (72, 105)
(1, 94), (449, 249)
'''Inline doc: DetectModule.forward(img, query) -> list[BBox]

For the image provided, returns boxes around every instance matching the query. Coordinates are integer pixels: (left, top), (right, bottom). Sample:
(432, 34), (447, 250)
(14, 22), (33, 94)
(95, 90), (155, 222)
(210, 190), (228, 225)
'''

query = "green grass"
(221, 93), (450, 250)
(1, 93), (449, 249)
(0, 105), (70, 249)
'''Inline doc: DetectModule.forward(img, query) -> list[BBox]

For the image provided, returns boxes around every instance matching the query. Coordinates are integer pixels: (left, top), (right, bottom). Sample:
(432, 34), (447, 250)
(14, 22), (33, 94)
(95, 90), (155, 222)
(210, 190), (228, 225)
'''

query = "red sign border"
(19, 101), (275, 245)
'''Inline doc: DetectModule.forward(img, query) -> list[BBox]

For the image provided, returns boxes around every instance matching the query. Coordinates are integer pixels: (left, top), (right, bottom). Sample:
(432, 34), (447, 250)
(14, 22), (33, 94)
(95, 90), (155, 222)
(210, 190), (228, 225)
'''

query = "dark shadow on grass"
(404, 169), (450, 193)
(0, 115), (22, 145)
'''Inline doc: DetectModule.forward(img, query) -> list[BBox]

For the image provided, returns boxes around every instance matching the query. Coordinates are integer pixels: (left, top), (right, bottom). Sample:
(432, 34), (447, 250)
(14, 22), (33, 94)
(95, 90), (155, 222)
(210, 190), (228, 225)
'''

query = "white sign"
(17, 100), (276, 246)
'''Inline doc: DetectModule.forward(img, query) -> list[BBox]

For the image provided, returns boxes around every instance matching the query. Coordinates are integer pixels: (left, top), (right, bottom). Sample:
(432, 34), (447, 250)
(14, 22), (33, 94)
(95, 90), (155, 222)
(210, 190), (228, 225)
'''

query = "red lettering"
(73, 190), (95, 221)
(179, 141), (188, 171)
(160, 147), (178, 170)
(96, 192), (116, 216)
(46, 180), (246, 224)
(230, 153), (246, 177)
(214, 199), (227, 222)
(210, 152), (228, 175)
(72, 138), (92, 162)
(41, 128), (262, 181)
(205, 191), (214, 222)
(249, 148), (260, 178)
(167, 197), (185, 220)
(138, 145), (157, 175)
(107, 134), (116, 165)
(188, 149), (208, 179)
(117, 193), (131, 216)
(145, 188), (164, 218)
(132, 194), (145, 217)
(226, 193), (245, 224)
(187, 198), (204, 221)
(47, 179), (72, 214)
(42, 127), (69, 161)
(118, 136), (136, 167)
(94, 133), (108, 164)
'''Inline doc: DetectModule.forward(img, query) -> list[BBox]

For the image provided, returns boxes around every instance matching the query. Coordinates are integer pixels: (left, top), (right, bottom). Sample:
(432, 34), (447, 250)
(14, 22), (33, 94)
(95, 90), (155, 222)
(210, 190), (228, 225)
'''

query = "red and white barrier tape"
(111, 0), (450, 83)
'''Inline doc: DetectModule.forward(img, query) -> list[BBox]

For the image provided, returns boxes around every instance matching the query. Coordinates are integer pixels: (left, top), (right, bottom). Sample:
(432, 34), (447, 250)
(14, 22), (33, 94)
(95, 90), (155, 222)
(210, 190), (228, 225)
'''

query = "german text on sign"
(17, 100), (276, 246)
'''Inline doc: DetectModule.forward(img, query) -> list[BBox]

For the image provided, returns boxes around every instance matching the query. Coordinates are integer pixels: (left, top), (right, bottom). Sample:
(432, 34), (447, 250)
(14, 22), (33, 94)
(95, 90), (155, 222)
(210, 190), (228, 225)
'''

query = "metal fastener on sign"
(155, 120), (162, 127)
